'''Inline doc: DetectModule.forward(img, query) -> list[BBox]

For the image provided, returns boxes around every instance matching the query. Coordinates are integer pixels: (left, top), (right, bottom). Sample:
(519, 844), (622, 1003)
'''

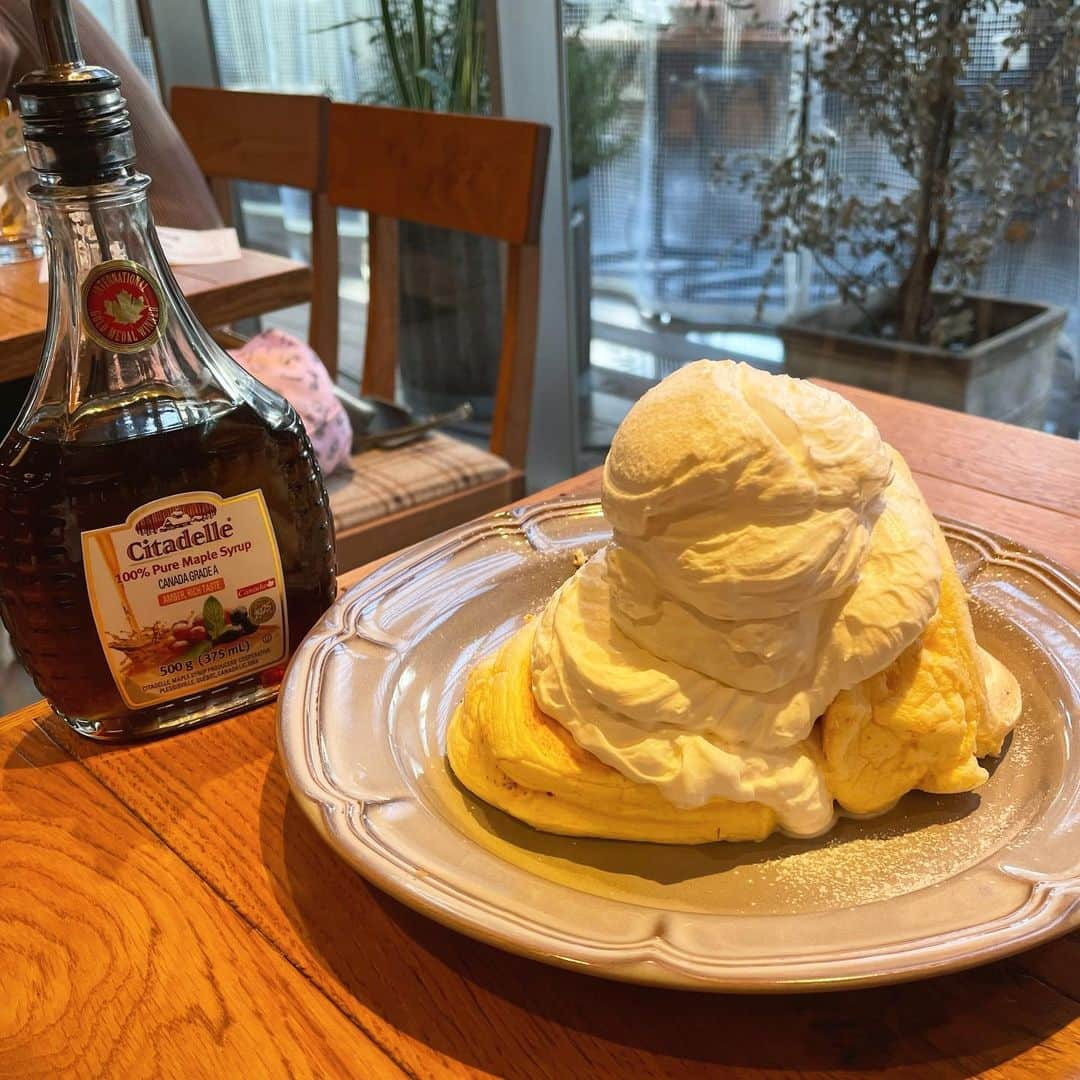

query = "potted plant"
(731, 0), (1077, 427)
(339, 0), (495, 416)
(564, 25), (635, 420)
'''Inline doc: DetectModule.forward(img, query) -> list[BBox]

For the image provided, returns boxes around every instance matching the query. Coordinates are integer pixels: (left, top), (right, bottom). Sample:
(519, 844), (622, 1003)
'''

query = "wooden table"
(3, 383), (1080, 1078)
(0, 248), (312, 383)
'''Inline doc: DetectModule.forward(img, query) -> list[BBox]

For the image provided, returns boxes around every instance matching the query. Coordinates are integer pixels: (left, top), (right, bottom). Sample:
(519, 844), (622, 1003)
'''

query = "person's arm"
(0, 0), (223, 229)
(0, 18), (19, 99)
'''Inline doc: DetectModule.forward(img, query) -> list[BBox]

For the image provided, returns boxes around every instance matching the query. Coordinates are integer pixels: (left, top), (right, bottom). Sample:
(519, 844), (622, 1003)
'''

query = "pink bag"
(230, 329), (352, 475)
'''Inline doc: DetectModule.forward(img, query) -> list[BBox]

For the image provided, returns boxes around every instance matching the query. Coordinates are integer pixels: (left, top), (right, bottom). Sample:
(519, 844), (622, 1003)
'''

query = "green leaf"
(349, 0), (489, 113)
(203, 595), (227, 642)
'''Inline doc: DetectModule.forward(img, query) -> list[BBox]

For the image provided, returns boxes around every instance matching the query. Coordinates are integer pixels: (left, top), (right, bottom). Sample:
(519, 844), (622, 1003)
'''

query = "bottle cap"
(15, 0), (135, 184)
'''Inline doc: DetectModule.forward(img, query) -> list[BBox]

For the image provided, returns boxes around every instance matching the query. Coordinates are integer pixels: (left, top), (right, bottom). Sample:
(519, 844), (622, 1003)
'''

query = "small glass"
(0, 99), (44, 264)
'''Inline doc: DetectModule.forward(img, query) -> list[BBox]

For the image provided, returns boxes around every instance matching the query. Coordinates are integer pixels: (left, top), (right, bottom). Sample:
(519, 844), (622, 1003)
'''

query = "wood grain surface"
(328, 104), (550, 245)
(171, 87), (328, 192)
(0, 716), (401, 1079)
(822, 381), (1080, 521)
(0, 249), (312, 384)
(3, 386), (1080, 1078)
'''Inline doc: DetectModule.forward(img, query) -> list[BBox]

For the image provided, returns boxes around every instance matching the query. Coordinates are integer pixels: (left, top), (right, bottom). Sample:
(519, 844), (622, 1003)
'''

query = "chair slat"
(171, 87), (338, 374)
(309, 192), (340, 379)
(171, 87), (326, 191)
(490, 244), (541, 469)
(327, 103), (549, 245)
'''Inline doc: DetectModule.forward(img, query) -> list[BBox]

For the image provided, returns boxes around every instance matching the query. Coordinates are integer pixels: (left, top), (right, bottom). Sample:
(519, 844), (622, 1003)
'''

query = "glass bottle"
(0, 0), (336, 740)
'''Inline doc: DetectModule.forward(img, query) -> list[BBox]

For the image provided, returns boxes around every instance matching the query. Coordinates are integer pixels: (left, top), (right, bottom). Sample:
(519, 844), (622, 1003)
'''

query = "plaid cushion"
(326, 432), (512, 531)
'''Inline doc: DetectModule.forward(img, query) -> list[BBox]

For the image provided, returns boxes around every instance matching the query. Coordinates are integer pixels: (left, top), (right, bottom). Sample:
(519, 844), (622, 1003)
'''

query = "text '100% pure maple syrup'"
(0, 1), (336, 739)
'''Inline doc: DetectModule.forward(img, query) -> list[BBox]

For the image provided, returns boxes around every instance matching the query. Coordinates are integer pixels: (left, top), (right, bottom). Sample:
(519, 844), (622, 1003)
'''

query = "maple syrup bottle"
(0, 0), (336, 739)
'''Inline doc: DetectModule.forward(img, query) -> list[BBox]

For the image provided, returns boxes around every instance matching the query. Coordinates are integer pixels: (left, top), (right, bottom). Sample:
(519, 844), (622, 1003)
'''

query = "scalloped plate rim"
(277, 499), (1080, 991)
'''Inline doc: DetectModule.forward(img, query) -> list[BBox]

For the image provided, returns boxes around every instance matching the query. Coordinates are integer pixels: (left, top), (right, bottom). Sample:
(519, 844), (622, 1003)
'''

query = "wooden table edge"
(0, 250), (312, 382)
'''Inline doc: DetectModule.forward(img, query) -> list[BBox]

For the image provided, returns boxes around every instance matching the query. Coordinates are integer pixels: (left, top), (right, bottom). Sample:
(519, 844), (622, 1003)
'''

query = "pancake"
(448, 526), (1020, 843)
(821, 520), (1019, 815)
(447, 621), (780, 843)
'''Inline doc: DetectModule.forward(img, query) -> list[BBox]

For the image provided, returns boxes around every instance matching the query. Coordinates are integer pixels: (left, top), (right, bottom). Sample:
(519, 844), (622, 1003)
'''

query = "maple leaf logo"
(103, 290), (146, 325)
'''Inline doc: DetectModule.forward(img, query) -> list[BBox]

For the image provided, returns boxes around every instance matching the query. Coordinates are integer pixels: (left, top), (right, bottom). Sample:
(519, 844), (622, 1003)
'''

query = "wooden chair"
(324, 103), (550, 570)
(169, 87), (339, 375)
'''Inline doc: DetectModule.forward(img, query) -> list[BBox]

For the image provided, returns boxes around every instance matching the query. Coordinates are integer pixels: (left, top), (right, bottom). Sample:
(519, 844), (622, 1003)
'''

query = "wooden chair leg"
(362, 213), (400, 400)
(209, 175), (234, 227)
(490, 242), (541, 471)
(310, 191), (340, 379)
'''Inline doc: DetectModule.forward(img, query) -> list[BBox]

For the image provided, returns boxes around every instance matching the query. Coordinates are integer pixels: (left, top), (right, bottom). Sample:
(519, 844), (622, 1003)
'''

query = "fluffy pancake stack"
(448, 362), (1021, 843)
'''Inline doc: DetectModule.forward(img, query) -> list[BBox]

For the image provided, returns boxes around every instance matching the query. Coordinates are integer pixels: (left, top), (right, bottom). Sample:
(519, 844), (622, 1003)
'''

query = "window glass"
(565, 0), (1079, 460)
(83, 0), (160, 92)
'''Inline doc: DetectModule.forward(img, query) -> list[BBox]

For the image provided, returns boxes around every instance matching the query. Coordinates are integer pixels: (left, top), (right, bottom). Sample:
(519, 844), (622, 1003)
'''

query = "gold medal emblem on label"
(81, 258), (167, 353)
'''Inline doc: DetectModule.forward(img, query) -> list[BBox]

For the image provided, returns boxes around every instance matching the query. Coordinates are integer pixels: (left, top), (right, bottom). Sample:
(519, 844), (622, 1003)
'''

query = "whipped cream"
(530, 360), (942, 836)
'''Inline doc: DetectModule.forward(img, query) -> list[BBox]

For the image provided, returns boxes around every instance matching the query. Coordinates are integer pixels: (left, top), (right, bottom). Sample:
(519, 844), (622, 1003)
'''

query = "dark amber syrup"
(0, 399), (336, 738)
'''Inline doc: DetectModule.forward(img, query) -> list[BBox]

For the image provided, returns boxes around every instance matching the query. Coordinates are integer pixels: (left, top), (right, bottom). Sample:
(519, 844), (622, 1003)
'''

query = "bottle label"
(82, 259), (167, 353)
(81, 490), (288, 709)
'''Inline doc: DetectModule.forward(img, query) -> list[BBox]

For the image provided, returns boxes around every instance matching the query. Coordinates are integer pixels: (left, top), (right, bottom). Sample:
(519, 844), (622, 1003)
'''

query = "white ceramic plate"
(278, 498), (1080, 991)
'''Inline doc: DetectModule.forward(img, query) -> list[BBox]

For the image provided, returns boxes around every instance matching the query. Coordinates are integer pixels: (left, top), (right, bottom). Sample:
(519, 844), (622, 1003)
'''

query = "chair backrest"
(326, 102), (550, 470)
(170, 87), (339, 376)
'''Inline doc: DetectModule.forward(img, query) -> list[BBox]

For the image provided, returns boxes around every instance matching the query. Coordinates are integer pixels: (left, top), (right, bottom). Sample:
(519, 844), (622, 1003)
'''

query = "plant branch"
(379, 1), (415, 108)
(410, 0), (430, 109)
(896, 0), (963, 339)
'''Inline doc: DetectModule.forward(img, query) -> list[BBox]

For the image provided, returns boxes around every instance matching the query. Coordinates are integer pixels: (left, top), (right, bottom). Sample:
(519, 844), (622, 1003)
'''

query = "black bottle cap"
(15, 0), (135, 185)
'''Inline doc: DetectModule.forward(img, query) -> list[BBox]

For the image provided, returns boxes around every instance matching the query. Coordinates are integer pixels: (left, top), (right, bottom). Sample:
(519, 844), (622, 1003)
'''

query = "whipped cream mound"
(530, 360), (943, 837)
